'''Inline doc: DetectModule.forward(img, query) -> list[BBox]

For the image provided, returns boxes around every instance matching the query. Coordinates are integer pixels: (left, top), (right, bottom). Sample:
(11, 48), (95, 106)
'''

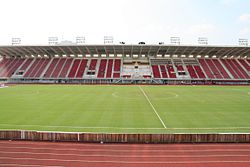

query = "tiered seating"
(0, 58), (16, 77)
(0, 59), (9, 70)
(152, 65), (161, 78)
(175, 64), (187, 76)
(182, 58), (206, 79)
(231, 59), (249, 79)
(68, 59), (81, 78)
(212, 59), (231, 79)
(227, 59), (245, 78)
(97, 59), (107, 78)
(34, 59), (50, 78)
(19, 59), (34, 71)
(0, 57), (248, 81)
(76, 59), (88, 78)
(238, 59), (250, 71)
(205, 59), (223, 79)
(193, 65), (206, 78)
(29, 59), (48, 78)
(221, 59), (249, 79)
(151, 59), (177, 79)
(51, 58), (67, 78)
(88, 59), (97, 71)
(43, 58), (60, 78)
(221, 59), (239, 79)
(186, 65), (198, 78)
(24, 59), (42, 78)
(113, 59), (121, 78)
(167, 65), (177, 78)
(176, 65), (184, 72)
(159, 65), (168, 78)
(58, 58), (73, 78)
(1, 59), (25, 77)
(113, 73), (120, 78)
(106, 59), (113, 78)
(198, 59), (214, 79)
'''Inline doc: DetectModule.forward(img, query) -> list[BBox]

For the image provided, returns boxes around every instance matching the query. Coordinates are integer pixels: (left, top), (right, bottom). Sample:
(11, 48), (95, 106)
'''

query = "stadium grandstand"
(0, 44), (249, 85)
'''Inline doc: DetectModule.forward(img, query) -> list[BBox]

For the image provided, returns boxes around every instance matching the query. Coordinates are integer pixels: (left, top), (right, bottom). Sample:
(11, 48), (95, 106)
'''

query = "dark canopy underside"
(0, 44), (249, 58)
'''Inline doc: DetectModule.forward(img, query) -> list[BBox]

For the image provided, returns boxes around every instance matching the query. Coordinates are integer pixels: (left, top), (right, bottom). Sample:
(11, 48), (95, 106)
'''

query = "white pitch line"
(1, 123), (250, 131)
(138, 86), (167, 128)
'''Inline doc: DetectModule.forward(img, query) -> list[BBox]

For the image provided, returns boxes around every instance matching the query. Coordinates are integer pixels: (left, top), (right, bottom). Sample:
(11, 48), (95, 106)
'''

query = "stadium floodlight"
(104, 36), (113, 44)
(197, 55), (201, 58)
(12, 38), (21, 45)
(48, 37), (58, 45)
(239, 39), (248, 46)
(76, 36), (85, 44)
(109, 54), (115, 57)
(141, 54), (145, 57)
(157, 54), (162, 57)
(101, 54), (106, 57)
(170, 37), (180, 45)
(164, 54), (170, 57)
(198, 37), (208, 45)
(86, 54), (91, 57)
(117, 54), (123, 57)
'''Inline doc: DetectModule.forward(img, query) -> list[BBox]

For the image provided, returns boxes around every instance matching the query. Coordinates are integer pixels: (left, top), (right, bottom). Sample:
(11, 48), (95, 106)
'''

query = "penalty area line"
(138, 86), (167, 129)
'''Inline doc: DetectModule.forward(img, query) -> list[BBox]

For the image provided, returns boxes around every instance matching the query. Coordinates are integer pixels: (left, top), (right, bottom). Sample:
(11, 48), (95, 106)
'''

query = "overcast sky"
(0, 0), (250, 45)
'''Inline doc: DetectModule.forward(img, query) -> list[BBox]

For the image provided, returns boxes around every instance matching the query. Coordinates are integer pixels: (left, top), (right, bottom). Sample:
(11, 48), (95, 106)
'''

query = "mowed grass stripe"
(0, 85), (250, 133)
(142, 86), (250, 130)
(138, 86), (167, 128)
(0, 85), (163, 132)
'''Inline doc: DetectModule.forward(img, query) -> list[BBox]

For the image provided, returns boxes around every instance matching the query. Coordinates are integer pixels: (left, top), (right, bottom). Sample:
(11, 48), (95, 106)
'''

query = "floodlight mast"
(198, 37), (208, 45)
(239, 39), (248, 46)
(76, 36), (85, 44)
(170, 37), (180, 45)
(104, 36), (114, 44)
(12, 38), (21, 45)
(48, 37), (58, 45)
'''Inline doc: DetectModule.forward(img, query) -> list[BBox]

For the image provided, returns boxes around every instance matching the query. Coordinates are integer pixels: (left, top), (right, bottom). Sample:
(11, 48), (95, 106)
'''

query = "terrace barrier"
(0, 130), (250, 143)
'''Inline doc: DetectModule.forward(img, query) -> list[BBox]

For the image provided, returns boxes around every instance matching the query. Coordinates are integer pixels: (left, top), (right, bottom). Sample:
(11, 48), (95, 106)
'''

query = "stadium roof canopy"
(0, 44), (249, 58)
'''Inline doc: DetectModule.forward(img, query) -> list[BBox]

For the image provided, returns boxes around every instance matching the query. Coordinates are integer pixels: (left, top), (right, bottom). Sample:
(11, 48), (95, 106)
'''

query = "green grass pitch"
(0, 85), (250, 133)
